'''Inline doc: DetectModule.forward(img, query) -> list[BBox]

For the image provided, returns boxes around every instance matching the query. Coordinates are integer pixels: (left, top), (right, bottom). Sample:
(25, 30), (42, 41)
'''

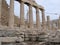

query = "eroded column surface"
(58, 16), (60, 29)
(0, 41), (1, 45)
(29, 4), (33, 28)
(41, 9), (46, 30)
(9, 0), (14, 28)
(0, 0), (2, 26)
(47, 16), (50, 30)
(51, 23), (55, 30)
(20, 1), (25, 28)
(36, 7), (40, 29)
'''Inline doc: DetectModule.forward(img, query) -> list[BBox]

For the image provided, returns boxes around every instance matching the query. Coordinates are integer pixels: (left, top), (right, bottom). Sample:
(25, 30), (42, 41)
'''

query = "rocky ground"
(0, 27), (60, 45)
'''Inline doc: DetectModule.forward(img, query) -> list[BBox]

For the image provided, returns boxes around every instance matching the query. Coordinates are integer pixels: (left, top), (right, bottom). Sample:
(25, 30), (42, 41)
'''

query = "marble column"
(47, 16), (50, 30)
(20, 1), (25, 28)
(29, 4), (33, 28)
(41, 9), (46, 30)
(51, 23), (54, 30)
(36, 7), (40, 29)
(9, 0), (14, 28)
(0, 0), (2, 25)
(0, 41), (1, 45)
(58, 16), (60, 29)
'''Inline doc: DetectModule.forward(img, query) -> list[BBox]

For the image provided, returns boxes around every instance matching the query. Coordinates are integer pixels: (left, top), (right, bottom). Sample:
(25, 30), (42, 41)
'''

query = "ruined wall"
(1, 0), (59, 28)
(1, 0), (9, 26)
(1, 0), (20, 26)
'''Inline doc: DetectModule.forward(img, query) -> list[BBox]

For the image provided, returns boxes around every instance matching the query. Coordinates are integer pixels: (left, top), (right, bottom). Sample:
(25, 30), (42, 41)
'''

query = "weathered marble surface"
(0, 27), (60, 45)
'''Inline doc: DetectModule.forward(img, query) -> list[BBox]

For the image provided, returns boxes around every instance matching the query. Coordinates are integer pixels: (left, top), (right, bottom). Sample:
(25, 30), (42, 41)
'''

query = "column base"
(9, 26), (14, 29)
(0, 25), (7, 30)
(20, 25), (25, 29)
(29, 26), (34, 29)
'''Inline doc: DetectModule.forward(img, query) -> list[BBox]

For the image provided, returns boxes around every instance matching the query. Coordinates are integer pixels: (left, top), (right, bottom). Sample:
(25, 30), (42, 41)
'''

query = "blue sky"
(6, 0), (60, 21)
(36, 0), (60, 20)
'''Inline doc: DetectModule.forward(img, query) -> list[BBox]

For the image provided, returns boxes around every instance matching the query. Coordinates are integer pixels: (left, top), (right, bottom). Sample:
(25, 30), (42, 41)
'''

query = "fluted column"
(29, 4), (33, 28)
(20, 1), (25, 28)
(0, 0), (2, 25)
(47, 16), (50, 30)
(41, 9), (46, 30)
(9, 0), (14, 28)
(36, 8), (40, 29)
(58, 16), (60, 29)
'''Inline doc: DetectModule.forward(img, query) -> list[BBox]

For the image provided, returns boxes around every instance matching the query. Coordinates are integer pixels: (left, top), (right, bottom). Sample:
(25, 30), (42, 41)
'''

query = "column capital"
(20, 0), (24, 3)
(36, 7), (39, 12)
(28, 4), (32, 6)
(40, 9), (45, 12)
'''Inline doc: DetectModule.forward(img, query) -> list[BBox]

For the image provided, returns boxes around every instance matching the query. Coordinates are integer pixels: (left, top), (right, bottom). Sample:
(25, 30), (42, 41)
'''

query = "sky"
(6, 0), (60, 21)
(35, 0), (60, 20)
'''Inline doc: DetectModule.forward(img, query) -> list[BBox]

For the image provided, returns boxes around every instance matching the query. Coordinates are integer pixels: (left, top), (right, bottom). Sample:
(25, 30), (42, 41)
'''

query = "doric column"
(29, 4), (33, 28)
(36, 7), (40, 29)
(41, 9), (46, 30)
(20, 1), (25, 28)
(58, 16), (60, 29)
(47, 16), (50, 30)
(9, 0), (14, 28)
(0, 0), (2, 25)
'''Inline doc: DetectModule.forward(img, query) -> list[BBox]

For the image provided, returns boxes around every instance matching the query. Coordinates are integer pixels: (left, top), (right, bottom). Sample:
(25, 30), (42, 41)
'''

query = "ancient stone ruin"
(0, 0), (60, 45)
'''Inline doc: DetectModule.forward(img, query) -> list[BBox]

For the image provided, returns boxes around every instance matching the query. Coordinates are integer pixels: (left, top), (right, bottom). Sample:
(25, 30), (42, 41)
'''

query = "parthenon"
(0, 0), (60, 45)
